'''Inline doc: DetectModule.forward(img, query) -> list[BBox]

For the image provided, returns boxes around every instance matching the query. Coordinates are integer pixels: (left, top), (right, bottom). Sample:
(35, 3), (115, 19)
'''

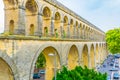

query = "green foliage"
(2, 32), (10, 36)
(36, 53), (46, 68)
(55, 32), (59, 38)
(53, 66), (107, 80)
(106, 28), (120, 54)
(63, 30), (66, 38)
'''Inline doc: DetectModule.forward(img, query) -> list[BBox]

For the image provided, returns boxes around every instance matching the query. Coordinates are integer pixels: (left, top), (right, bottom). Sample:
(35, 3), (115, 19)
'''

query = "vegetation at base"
(35, 53), (46, 68)
(53, 66), (107, 80)
(106, 28), (120, 54)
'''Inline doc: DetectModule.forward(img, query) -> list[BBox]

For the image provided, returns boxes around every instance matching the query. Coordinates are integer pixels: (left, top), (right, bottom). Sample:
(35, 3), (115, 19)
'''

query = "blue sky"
(0, 0), (120, 33)
(57, 0), (120, 32)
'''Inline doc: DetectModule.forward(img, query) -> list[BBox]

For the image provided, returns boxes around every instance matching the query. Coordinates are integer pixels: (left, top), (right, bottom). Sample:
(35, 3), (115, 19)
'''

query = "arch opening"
(70, 19), (74, 38)
(33, 47), (60, 80)
(4, 0), (18, 5)
(9, 20), (14, 34)
(90, 44), (95, 68)
(25, 0), (38, 13)
(42, 7), (51, 37)
(63, 16), (68, 38)
(29, 24), (35, 35)
(25, 0), (38, 36)
(81, 45), (89, 67)
(68, 45), (79, 70)
(54, 12), (61, 38)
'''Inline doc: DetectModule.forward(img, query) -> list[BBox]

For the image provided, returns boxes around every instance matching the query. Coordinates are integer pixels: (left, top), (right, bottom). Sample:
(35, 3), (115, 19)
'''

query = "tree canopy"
(105, 28), (120, 54)
(53, 66), (107, 80)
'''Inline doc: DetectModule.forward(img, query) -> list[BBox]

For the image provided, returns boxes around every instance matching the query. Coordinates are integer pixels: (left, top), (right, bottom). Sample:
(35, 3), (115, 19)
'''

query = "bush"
(53, 66), (107, 80)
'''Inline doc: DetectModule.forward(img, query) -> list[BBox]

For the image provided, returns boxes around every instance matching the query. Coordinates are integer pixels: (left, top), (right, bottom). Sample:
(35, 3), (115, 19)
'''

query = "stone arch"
(63, 16), (68, 37)
(0, 50), (19, 80)
(3, 0), (18, 7)
(25, 0), (39, 36)
(67, 45), (79, 69)
(42, 7), (51, 18)
(25, 0), (38, 13)
(81, 44), (89, 67)
(9, 20), (14, 34)
(41, 6), (51, 37)
(22, 0), (39, 8)
(30, 45), (61, 80)
(63, 16), (68, 24)
(53, 11), (61, 20)
(90, 44), (95, 68)
(54, 12), (61, 38)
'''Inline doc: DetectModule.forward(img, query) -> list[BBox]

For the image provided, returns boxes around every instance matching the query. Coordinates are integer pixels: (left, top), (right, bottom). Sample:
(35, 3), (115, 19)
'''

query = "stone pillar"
(84, 28), (87, 39)
(34, 13), (43, 37)
(88, 54), (91, 68)
(86, 30), (88, 40)
(82, 27), (85, 39)
(50, 17), (54, 37)
(88, 49), (91, 68)
(67, 23), (70, 38)
(92, 31), (94, 40)
(73, 25), (76, 38)
(60, 21), (64, 38)
(86, 31), (88, 40)
(78, 27), (80, 39)
(15, 5), (25, 35)
(88, 30), (90, 40)
(80, 27), (82, 39)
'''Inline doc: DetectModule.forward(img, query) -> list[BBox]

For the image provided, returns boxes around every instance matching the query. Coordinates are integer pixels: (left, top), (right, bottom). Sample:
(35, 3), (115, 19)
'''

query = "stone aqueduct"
(0, 0), (108, 80)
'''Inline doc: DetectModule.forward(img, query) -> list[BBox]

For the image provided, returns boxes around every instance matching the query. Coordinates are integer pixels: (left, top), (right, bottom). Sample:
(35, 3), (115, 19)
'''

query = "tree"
(106, 28), (120, 54)
(52, 66), (107, 80)
(36, 53), (46, 68)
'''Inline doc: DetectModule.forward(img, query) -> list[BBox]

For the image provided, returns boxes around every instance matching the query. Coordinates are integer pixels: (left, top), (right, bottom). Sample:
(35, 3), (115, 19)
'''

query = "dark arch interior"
(25, 0), (38, 13)
(43, 7), (51, 17)
(55, 12), (61, 20)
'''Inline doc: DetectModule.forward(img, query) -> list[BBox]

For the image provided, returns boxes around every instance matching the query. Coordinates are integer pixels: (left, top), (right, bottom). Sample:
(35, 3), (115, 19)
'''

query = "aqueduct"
(0, 0), (108, 80)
